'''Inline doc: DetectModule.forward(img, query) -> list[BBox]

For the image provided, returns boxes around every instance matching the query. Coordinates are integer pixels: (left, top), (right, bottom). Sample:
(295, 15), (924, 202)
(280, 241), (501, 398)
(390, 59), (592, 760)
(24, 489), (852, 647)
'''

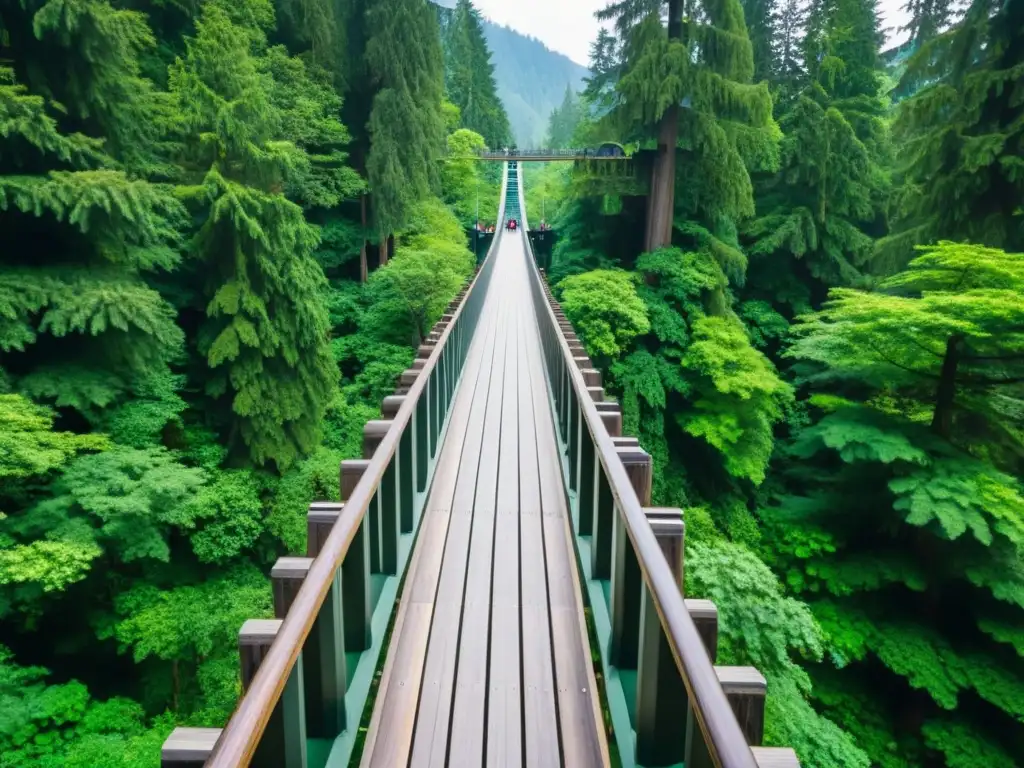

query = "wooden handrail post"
(270, 561), (348, 739)
(581, 368), (602, 387)
(685, 599), (719, 663)
(586, 386), (605, 402)
(307, 502), (341, 558)
(363, 421), (392, 458)
(239, 620), (307, 768)
(717, 667), (767, 745)
(685, 668), (767, 768)
(381, 395), (406, 421)
(272, 557), (313, 618)
(342, 459), (380, 573)
(161, 728), (221, 767)
(596, 402), (622, 437)
(645, 507), (684, 589)
(635, 585), (687, 766)
(340, 460), (370, 501)
(609, 451), (654, 669)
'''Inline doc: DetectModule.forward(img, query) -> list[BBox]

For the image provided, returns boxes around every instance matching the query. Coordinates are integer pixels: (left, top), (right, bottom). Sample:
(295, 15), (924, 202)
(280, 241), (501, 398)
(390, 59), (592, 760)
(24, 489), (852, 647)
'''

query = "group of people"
(506, 218), (519, 231)
(474, 221), (496, 233)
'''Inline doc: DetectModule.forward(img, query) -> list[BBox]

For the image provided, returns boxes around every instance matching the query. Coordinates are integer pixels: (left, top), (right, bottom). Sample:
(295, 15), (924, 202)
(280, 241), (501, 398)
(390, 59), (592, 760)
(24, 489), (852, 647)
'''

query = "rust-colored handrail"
(516, 174), (759, 768)
(206, 168), (511, 767)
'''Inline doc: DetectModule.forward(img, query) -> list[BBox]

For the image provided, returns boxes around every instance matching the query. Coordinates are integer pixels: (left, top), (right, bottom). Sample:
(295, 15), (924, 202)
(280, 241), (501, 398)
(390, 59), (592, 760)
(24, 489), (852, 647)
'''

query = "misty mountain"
(433, 1), (589, 145)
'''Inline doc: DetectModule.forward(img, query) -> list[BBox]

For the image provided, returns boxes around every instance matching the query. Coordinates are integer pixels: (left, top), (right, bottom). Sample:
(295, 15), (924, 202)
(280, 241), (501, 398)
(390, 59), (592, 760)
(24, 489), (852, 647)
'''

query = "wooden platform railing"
(516, 172), (801, 768)
(160, 171), (512, 768)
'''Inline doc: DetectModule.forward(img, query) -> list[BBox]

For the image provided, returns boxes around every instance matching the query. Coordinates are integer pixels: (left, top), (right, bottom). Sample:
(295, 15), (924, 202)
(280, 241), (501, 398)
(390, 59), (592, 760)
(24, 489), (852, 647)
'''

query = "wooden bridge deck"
(360, 233), (610, 767)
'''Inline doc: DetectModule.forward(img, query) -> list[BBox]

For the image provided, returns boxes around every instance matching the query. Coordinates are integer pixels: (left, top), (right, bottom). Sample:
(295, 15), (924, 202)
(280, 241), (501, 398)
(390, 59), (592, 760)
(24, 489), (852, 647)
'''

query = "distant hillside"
(432, 1), (589, 145)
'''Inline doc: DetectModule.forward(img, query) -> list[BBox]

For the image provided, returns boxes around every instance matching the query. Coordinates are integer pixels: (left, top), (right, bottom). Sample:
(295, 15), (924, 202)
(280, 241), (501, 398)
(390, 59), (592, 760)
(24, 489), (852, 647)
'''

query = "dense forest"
(1, 0), (1021, 763)
(533, 0), (1024, 765)
(0, 0), (504, 762)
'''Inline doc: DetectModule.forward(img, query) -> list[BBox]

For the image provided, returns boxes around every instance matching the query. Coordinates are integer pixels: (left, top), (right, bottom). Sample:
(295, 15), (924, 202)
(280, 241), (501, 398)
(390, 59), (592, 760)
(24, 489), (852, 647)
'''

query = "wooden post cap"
(362, 420), (392, 459)
(618, 449), (653, 506)
(239, 619), (282, 691)
(686, 598), (719, 662)
(582, 368), (602, 387)
(381, 395), (406, 420)
(417, 344), (434, 359)
(573, 355), (592, 369)
(612, 436), (640, 448)
(161, 727), (222, 766)
(587, 386), (605, 403)
(599, 409), (622, 437)
(307, 503), (342, 558)
(400, 369), (419, 387)
(752, 747), (801, 767)
(645, 507), (685, 594)
(340, 459), (370, 500)
(271, 557), (313, 618)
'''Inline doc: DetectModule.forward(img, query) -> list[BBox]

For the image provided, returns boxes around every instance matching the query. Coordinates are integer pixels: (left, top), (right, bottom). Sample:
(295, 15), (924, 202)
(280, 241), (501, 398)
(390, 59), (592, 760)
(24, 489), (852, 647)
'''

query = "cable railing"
(515, 172), (801, 768)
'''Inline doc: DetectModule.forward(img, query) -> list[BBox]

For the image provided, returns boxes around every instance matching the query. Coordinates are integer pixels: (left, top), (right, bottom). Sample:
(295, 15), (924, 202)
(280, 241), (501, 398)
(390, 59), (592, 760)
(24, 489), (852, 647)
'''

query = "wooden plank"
(360, 301), (499, 767)
(447, 254), (510, 765)
(487, 306), (522, 767)
(409, 301), (506, 767)
(518, 304), (562, 767)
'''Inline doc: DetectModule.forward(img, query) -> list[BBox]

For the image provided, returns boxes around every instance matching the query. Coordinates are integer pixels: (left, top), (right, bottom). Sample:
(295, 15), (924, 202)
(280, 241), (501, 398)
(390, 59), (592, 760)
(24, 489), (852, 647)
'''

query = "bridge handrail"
(204, 168), (511, 767)
(516, 173), (760, 768)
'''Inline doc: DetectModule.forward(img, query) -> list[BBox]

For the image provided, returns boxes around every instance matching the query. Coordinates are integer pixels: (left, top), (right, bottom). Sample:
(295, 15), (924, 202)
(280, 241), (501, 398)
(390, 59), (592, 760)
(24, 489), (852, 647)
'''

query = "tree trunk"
(643, 0), (683, 253)
(644, 105), (679, 252)
(379, 234), (391, 267)
(359, 195), (368, 283)
(931, 334), (962, 438)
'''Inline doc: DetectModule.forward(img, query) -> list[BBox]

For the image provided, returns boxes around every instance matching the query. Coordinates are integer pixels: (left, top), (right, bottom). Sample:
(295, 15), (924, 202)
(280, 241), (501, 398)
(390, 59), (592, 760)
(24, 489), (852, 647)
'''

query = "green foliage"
(679, 316), (792, 483)
(558, 269), (650, 359)
(688, 540), (869, 767)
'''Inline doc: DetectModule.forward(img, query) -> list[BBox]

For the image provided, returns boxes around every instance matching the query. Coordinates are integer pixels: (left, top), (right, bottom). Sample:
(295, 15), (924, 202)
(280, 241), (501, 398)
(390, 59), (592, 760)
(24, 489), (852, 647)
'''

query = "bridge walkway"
(359, 231), (609, 767)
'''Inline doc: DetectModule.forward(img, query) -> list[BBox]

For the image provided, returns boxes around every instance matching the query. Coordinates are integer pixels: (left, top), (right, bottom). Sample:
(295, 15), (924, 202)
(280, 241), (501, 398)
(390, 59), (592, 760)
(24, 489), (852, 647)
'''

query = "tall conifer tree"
(598, 0), (779, 255)
(171, 0), (338, 469)
(745, 0), (888, 297)
(365, 0), (446, 264)
(879, 0), (1024, 267)
(443, 0), (511, 148)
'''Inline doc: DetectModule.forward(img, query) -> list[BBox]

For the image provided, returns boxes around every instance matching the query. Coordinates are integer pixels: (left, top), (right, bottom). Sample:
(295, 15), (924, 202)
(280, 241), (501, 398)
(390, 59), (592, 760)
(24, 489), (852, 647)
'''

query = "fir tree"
(741, 0), (781, 82)
(583, 27), (621, 110)
(170, 0), (338, 469)
(365, 0), (447, 261)
(545, 85), (584, 148)
(879, 0), (1024, 267)
(745, 0), (888, 299)
(599, 0), (780, 258)
(442, 0), (511, 148)
(900, 0), (958, 48)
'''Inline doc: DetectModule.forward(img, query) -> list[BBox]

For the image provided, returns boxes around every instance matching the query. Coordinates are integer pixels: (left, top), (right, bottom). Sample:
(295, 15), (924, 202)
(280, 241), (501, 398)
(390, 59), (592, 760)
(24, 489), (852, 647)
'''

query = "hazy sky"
(472, 0), (910, 67)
